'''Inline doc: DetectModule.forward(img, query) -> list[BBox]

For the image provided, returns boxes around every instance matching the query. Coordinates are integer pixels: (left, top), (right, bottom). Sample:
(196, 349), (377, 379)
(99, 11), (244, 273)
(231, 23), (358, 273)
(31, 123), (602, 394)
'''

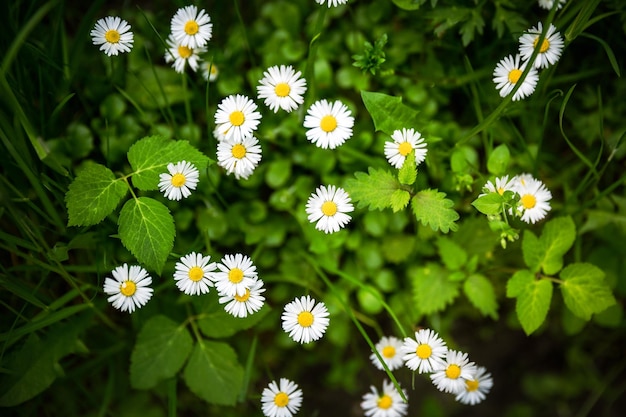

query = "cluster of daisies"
(480, 173), (552, 224)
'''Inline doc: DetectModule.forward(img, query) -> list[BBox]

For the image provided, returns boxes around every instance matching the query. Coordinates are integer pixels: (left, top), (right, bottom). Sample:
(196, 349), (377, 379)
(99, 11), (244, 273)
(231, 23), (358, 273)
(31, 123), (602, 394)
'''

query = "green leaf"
(521, 230), (543, 273)
(197, 292), (271, 338)
(118, 197), (175, 273)
(344, 167), (399, 211)
(516, 279), (553, 335)
(398, 150), (417, 185)
(128, 135), (211, 191)
(183, 340), (244, 406)
(560, 263), (616, 320)
(487, 144), (510, 176)
(539, 216), (576, 275)
(463, 274), (498, 319)
(471, 193), (503, 216)
(411, 263), (460, 315)
(391, 0), (427, 10)
(411, 189), (459, 233)
(130, 315), (193, 389)
(459, 8), (485, 46)
(506, 269), (534, 298)
(436, 237), (467, 271)
(65, 163), (127, 226)
(390, 189), (411, 212)
(360, 91), (421, 135)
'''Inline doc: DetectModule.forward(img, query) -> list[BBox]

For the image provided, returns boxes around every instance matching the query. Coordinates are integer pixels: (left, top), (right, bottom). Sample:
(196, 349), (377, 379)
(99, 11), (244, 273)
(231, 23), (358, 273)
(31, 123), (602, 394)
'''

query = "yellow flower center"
(377, 394), (393, 410)
(398, 141), (413, 156)
(275, 82), (291, 97)
(234, 289), (251, 302)
(104, 29), (120, 44)
(497, 187), (505, 195)
(274, 392), (289, 407)
(120, 280), (136, 297)
(465, 379), (479, 392)
(178, 45), (193, 59)
(521, 194), (537, 209)
(321, 201), (338, 216)
(508, 68), (522, 84)
(297, 311), (314, 327)
(416, 344), (432, 359)
(382, 345), (396, 358)
(320, 115), (337, 132)
(231, 144), (247, 159)
(229, 110), (245, 126)
(446, 364), (461, 379)
(533, 37), (550, 53)
(188, 266), (204, 282)
(184, 20), (199, 35)
(171, 173), (186, 187)
(228, 268), (244, 283)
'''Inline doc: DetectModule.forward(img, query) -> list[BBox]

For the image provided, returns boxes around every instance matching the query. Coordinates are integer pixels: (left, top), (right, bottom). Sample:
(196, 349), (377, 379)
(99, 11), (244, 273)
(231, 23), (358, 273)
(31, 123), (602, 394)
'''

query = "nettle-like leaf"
(522, 216), (576, 275)
(560, 263), (616, 320)
(507, 270), (553, 335)
(128, 135), (211, 191)
(65, 163), (127, 226)
(183, 340), (244, 406)
(411, 263), (460, 315)
(390, 189), (411, 212)
(411, 189), (459, 233)
(398, 150), (417, 185)
(130, 315), (193, 389)
(506, 269), (534, 298)
(472, 192), (503, 216)
(360, 91), (421, 135)
(344, 167), (400, 211)
(463, 274), (498, 319)
(436, 237), (467, 271)
(118, 197), (175, 273)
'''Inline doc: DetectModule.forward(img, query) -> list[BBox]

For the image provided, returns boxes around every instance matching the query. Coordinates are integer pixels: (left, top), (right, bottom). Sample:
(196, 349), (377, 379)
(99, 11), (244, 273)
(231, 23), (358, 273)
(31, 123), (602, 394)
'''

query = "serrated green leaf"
(65, 163), (127, 226)
(436, 237), (467, 271)
(471, 193), (504, 216)
(411, 263), (460, 314)
(390, 189), (411, 212)
(464, 274), (498, 319)
(118, 197), (175, 273)
(183, 340), (244, 406)
(487, 144), (510, 176)
(516, 279), (553, 335)
(522, 230), (543, 273)
(130, 315), (193, 389)
(540, 216), (576, 275)
(411, 189), (459, 233)
(197, 292), (271, 338)
(128, 135), (211, 191)
(459, 9), (485, 46)
(506, 269), (534, 298)
(360, 91), (421, 135)
(398, 150), (417, 185)
(344, 167), (399, 211)
(560, 263), (616, 320)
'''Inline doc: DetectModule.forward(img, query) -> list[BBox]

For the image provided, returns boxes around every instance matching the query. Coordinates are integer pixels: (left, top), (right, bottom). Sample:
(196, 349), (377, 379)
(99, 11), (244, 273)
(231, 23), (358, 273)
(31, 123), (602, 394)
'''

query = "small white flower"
(493, 54), (539, 101)
(164, 34), (206, 73)
(261, 378), (303, 417)
(158, 160), (199, 201)
(400, 328), (448, 374)
(90, 16), (134, 56)
(170, 5), (212, 49)
(257, 65), (307, 113)
(217, 135), (262, 180)
(202, 61), (219, 82)
(103, 264), (153, 313)
(455, 366), (494, 406)
(214, 94), (262, 142)
(519, 22), (564, 69)
(538, 0), (566, 10)
(384, 128), (428, 169)
(430, 350), (477, 394)
(370, 336), (405, 371)
(173, 252), (216, 296)
(282, 295), (330, 344)
(360, 380), (408, 417)
(513, 174), (552, 224)
(213, 253), (258, 297)
(305, 185), (354, 234)
(481, 175), (516, 196)
(315, 0), (349, 7)
(219, 279), (266, 318)
(303, 99), (354, 149)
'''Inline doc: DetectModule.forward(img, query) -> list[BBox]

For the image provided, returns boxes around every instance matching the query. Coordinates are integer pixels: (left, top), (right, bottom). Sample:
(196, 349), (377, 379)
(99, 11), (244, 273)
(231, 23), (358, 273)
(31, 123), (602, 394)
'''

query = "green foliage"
(345, 167), (401, 211)
(463, 274), (498, 319)
(352, 33), (388, 75)
(197, 294), (271, 338)
(398, 150), (417, 186)
(411, 263), (460, 315)
(411, 189), (459, 233)
(360, 91), (421, 135)
(514, 276), (554, 335)
(560, 263), (616, 320)
(487, 144), (510, 176)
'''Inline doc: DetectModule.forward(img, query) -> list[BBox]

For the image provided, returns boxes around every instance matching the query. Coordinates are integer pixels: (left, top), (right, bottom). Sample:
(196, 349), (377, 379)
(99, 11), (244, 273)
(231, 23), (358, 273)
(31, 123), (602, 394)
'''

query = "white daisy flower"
(90, 16), (134, 56)
(455, 366), (494, 406)
(513, 174), (552, 224)
(213, 125), (227, 142)
(430, 350), (477, 394)
(400, 328), (448, 374)
(303, 99), (354, 149)
(170, 5), (212, 49)
(282, 295), (330, 344)
(103, 264), (153, 313)
(493, 54), (539, 101)
(481, 175), (515, 196)
(216, 135), (262, 180)
(360, 380), (408, 417)
(315, 0), (349, 7)
(261, 378), (303, 417)
(538, 0), (566, 10)
(164, 34), (206, 73)
(257, 65), (307, 113)
(213, 253), (258, 297)
(158, 160), (200, 201)
(384, 128), (428, 169)
(370, 336), (405, 371)
(173, 252), (216, 296)
(202, 61), (219, 82)
(519, 22), (564, 69)
(219, 279), (266, 318)
(305, 185), (354, 234)
(214, 94), (262, 142)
